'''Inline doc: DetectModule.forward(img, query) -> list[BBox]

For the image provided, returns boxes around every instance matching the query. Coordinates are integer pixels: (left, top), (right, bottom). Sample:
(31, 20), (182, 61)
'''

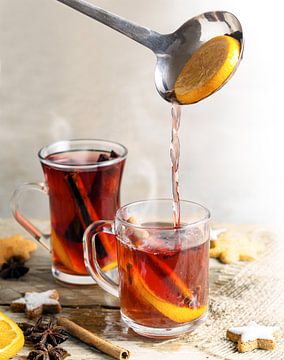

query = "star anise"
(97, 153), (109, 162)
(18, 318), (68, 346)
(27, 343), (70, 360)
(19, 321), (34, 337)
(0, 256), (29, 279)
(110, 150), (119, 158)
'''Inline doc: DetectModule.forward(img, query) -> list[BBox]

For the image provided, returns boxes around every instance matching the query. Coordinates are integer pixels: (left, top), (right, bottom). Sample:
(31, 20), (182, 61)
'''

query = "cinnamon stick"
(66, 174), (92, 227)
(66, 173), (114, 257)
(58, 317), (130, 360)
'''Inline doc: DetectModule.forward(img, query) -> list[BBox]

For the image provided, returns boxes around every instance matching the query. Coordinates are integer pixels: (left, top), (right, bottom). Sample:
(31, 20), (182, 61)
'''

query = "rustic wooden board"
(0, 306), (212, 360)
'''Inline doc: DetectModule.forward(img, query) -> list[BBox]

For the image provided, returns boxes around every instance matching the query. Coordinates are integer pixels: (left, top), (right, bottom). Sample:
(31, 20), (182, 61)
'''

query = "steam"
(125, 157), (158, 220)
(49, 111), (73, 140)
(133, 158), (157, 200)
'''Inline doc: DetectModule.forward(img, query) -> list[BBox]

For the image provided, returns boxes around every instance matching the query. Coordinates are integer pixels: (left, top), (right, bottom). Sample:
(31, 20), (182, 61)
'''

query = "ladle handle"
(56, 0), (162, 52)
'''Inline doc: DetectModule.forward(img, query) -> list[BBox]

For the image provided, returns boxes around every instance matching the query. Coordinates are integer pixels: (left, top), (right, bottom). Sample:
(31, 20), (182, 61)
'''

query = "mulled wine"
(118, 223), (209, 328)
(42, 148), (126, 277)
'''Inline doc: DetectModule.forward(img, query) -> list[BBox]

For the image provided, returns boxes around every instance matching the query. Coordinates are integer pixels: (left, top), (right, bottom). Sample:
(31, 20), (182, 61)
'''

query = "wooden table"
(0, 219), (214, 360)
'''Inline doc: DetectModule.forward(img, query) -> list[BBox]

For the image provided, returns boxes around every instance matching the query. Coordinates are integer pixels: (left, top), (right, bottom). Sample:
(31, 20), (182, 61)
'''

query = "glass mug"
(83, 199), (210, 338)
(11, 139), (127, 285)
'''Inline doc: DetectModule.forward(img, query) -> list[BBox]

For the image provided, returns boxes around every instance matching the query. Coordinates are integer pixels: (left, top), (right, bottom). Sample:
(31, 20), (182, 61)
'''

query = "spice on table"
(58, 317), (130, 360)
(18, 318), (68, 346)
(27, 343), (70, 360)
(0, 256), (29, 279)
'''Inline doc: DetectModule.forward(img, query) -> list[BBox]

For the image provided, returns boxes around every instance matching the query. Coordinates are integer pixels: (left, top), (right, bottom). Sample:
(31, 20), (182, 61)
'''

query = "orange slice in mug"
(51, 229), (84, 274)
(131, 266), (207, 323)
(101, 260), (118, 272)
(52, 229), (118, 275)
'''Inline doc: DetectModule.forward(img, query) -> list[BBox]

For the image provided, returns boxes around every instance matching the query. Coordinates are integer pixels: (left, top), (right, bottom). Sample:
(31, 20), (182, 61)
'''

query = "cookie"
(0, 235), (37, 265)
(226, 321), (280, 352)
(210, 228), (227, 247)
(210, 229), (264, 264)
(11, 290), (62, 319)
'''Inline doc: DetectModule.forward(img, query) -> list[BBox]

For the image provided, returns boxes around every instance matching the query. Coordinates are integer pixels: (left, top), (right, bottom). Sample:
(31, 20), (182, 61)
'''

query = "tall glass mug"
(11, 139), (127, 285)
(84, 199), (210, 338)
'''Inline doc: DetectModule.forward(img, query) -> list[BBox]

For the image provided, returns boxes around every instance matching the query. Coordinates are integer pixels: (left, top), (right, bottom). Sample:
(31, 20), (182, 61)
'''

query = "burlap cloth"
(161, 225), (284, 359)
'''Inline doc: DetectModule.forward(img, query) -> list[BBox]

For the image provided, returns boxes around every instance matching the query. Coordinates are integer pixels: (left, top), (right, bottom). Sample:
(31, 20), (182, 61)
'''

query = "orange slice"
(174, 35), (240, 104)
(51, 229), (84, 274)
(101, 260), (118, 272)
(52, 228), (118, 275)
(131, 267), (207, 323)
(0, 312), (24, 360)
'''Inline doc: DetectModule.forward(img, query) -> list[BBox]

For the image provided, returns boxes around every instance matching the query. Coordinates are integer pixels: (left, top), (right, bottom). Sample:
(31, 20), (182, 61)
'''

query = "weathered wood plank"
(0, 306), (211, 360)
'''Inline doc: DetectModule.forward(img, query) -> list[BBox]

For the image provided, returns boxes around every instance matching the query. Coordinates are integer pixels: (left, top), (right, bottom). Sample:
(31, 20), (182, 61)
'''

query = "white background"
(0, 0), (283, 228)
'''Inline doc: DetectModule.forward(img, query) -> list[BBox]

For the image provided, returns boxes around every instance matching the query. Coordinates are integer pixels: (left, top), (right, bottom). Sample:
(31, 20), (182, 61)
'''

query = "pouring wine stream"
(170, 103), (181, 227)
(55, 0), (243, 227)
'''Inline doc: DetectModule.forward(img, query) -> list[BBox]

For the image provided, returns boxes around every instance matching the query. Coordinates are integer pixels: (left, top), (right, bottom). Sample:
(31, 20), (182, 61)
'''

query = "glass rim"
(116, 198), (211, 230)
(38, 138), (128, 170)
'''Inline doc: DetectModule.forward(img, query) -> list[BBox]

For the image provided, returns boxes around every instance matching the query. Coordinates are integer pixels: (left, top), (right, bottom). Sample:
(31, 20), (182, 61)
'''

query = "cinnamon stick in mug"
(67, 173), (114, 256)
(58, 317), (130, 360)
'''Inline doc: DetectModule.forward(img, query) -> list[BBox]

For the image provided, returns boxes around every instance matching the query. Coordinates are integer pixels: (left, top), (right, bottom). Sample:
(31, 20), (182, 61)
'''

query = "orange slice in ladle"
(174, 35), (240, 104)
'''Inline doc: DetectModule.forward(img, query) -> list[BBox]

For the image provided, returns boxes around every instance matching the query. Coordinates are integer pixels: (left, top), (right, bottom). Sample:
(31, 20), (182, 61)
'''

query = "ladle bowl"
(56, 0), (244, 103)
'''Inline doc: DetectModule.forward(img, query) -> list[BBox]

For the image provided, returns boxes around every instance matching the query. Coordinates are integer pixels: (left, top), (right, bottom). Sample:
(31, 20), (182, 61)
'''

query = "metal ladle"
(56, 0), (244, 103)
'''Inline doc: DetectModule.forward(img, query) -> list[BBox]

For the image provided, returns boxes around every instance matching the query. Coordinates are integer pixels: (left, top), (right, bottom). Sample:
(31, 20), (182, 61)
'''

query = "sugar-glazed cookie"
(226, 321), (280, 352)
(11, 290), (62, 319)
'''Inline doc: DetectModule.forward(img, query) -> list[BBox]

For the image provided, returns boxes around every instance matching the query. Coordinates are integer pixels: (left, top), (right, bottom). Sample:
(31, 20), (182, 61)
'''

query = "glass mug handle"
(10, 182), (50, 251)
(83, 221), (119, 298)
